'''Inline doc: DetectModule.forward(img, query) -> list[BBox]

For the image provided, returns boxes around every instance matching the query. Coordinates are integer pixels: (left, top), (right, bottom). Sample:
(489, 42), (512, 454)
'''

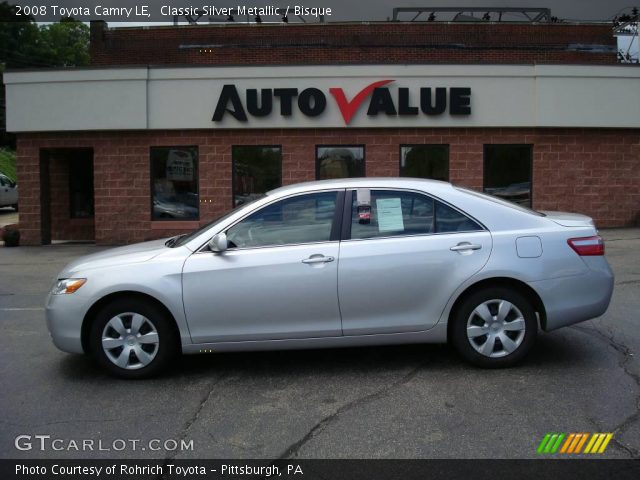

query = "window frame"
(399, 144), (450, 181)
(315, 145), (366, 180)
(197, 189), (346, 252)
(483, 144), (534, 208)
(150, 145), (200, 222)
(231, 145), (283, 208)
(341, 188), (486, 242)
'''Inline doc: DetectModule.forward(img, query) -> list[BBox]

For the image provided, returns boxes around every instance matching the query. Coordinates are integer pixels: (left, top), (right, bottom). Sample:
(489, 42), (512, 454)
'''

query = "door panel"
(183, 243), (341, 343)
(182, 190), (344, 344)
(338, 232), (491, 334)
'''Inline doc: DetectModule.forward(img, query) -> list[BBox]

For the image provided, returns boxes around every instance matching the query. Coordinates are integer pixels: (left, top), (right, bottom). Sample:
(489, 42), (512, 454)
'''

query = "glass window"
(350, 190), (482, 240)
(233, 146), (282, 207)
(151, 146), (199, 221)
(435, 201), (482, 233)
(350, 190), (435, 240)
(226, 191), (338, 249)
(316, 146), (365, 180)
(69, 154), (94, 218)
(484, 145), (533, 208)
(400, 145), (449, 181)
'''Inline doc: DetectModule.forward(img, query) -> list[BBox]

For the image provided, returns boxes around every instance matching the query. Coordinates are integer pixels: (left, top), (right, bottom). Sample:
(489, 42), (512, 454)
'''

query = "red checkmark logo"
(329, 80), (394, 125)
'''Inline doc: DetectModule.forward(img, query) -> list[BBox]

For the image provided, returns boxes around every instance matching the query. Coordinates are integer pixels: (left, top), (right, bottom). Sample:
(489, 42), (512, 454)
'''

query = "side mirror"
(208, 233), (228, 253)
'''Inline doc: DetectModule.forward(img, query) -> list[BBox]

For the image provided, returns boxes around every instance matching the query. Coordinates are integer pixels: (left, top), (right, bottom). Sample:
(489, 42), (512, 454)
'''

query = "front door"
(182, 190), (343, 343)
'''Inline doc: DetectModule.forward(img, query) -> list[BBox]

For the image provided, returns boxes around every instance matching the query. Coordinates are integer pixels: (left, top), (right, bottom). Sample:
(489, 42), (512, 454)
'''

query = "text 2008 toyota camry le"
(46, 178), (614, 378)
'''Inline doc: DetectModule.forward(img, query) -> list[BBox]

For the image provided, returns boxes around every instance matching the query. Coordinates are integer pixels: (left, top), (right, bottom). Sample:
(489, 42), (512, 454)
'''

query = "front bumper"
(530, 257), (614, 331)
(45, 292), (88, 354)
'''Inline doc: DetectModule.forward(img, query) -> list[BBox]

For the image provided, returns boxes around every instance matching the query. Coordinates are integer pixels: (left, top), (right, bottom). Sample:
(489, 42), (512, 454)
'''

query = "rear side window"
(350, 190), (482, 240)
(435, 201), (483, 233)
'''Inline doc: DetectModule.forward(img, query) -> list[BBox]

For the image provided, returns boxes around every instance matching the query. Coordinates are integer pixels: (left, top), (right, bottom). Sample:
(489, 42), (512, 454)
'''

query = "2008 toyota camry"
(46, 178), (614, 378)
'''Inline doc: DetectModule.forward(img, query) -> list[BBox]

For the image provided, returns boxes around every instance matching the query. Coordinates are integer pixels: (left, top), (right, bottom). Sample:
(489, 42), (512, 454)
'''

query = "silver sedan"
(46, 178), (614, 378)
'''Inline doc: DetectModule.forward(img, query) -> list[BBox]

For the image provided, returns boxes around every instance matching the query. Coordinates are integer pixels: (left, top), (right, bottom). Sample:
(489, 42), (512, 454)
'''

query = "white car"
(0, 173), (18, 210)
(46, 178), (614, 378)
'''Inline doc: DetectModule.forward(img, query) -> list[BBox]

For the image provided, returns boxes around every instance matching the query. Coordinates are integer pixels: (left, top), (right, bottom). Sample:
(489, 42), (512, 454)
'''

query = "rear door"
(338, 189), (492, 335)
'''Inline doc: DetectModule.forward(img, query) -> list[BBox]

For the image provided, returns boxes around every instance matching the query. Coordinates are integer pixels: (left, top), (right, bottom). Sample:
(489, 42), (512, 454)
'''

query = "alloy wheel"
(466, 299), (526, 358)
(101, 312), (159, 370)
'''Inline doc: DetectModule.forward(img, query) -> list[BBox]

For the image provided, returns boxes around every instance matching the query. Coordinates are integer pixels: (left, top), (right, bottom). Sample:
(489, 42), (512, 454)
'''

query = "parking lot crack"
(159, 372), (231, 469)
(276, 361), (426, 459)
(571, 325), (640, 457)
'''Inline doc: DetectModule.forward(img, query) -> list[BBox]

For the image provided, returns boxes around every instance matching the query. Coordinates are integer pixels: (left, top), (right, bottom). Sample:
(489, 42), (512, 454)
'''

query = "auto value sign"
(212, 80), (471, 125)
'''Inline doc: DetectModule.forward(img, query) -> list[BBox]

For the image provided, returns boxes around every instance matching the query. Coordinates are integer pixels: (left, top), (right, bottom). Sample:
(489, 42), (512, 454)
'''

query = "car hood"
(541, 211), (595, 227)
(58, 238), (170, 276)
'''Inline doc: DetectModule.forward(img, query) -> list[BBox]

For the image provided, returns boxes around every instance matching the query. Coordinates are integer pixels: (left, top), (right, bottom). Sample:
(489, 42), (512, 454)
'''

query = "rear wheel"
(89, 298), (178, 379)
(450, 287), (537, 368)
(12, 204), (18, 212)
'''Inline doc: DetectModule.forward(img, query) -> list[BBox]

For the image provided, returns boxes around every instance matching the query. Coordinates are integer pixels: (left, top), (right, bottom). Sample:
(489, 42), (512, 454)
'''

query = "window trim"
(196, 189), (346, 253)
(399, 144), (450, 181)
(315, 144), (366, 180)
(483, 143), (534, 208)
(150, 145), (200, 222)
(341, 187), (486, 242)
(231, 144), (283, 209)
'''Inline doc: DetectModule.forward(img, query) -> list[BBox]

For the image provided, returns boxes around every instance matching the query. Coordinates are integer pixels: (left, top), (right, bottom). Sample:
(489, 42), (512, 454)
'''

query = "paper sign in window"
(376, 198), (404, 232)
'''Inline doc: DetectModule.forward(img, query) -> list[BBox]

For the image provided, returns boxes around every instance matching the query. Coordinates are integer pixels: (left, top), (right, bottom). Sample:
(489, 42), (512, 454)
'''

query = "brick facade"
(17, 128), (640, 245)
(89, 22), (618, 66)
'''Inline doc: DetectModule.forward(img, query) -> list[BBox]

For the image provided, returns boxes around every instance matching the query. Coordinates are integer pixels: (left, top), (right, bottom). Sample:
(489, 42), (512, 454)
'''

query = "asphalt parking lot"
(0, 229), (639, 460)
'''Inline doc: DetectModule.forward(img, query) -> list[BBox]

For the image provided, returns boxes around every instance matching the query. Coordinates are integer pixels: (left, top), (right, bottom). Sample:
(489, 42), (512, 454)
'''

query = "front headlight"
(52, 278), (87, 295)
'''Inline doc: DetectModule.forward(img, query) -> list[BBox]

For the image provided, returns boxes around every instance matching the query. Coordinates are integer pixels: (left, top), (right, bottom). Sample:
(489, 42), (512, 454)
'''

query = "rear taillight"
(567, 236), (605, 256)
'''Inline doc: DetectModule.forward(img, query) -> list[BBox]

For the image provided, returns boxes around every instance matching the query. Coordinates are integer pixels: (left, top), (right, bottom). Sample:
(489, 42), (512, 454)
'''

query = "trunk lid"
(540, 211), (595, 228)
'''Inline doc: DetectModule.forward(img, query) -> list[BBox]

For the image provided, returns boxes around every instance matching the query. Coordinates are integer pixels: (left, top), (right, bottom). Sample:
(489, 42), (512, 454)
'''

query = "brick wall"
(90, 22), (617, 66)
(16, 128), (639, 245)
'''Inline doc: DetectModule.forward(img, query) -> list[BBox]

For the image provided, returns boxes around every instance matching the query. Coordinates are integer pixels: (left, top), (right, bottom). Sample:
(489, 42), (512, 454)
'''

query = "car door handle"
(450, 243), (482, 251)
(302, 255), (335, 264)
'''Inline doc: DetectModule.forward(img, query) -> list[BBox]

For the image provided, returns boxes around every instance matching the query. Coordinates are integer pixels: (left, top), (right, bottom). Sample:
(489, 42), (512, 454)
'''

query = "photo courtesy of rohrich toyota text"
(0, 0), (639, 479)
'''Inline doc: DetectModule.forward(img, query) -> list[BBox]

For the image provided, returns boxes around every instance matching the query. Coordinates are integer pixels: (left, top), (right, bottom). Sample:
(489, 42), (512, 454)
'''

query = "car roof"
(267, 177), (453, 196)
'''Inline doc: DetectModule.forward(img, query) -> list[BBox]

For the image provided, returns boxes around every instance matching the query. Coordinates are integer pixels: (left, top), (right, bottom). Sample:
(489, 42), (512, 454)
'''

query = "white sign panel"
(4, 65), (640, 132)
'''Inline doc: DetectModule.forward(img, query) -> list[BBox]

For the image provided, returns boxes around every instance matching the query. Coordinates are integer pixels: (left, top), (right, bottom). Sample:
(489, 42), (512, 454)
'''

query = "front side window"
(316, 146), (365, 180)
(484, 145), (533, 208)
(151, 146), (199, 221)
(226, 191), (338, 249)
(400, 145), (449, 181)
(350, 190), (481, 240)
(233, 146), (282, 207)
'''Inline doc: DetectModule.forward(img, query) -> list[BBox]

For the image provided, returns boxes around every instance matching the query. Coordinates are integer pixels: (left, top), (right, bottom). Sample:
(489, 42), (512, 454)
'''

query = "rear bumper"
(529, 258), (614, 331)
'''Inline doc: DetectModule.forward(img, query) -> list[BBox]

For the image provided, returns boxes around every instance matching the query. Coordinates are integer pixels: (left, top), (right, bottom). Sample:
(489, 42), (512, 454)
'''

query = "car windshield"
(456, 186), (546, 217)
(168, 195), (267, 248)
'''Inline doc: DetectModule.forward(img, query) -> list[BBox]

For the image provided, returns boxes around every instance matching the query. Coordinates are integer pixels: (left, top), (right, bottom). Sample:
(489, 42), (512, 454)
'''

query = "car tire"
(89, 298), (178, 379)
(12, 204), (18, 212)
(450, 287), (537, 368)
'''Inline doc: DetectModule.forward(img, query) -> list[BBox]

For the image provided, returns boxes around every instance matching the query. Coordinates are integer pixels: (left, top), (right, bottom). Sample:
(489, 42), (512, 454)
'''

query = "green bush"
(0, 148), (16, 182)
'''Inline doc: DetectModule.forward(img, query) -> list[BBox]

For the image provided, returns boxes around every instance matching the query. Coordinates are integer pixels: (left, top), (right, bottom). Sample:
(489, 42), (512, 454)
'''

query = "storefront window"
(316, 146), (365, 180)
(151, 146), (199, 220)
(400, 145), (449, 181)
(232, 146), (282, 207)
(484, 145), (533, 208)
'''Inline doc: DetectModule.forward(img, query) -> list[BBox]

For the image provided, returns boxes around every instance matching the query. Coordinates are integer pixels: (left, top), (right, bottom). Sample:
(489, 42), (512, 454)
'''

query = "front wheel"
(89, 298), (178, 379)
(450, 287), (537, 368)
